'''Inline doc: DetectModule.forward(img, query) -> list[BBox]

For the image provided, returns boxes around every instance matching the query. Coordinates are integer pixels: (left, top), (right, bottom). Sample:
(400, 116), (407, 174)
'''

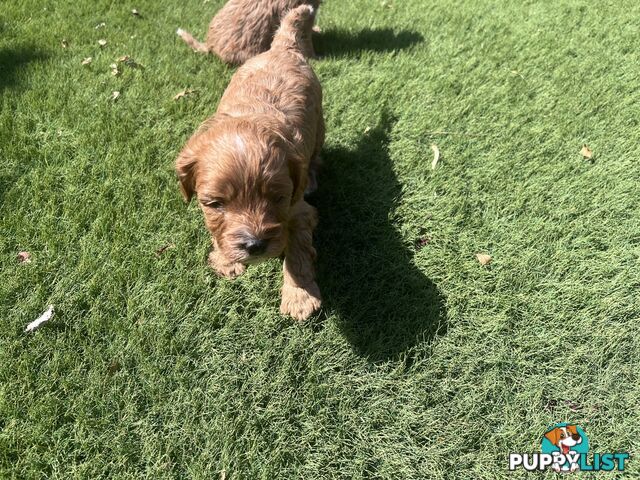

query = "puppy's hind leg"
(280, 201), (321, 320)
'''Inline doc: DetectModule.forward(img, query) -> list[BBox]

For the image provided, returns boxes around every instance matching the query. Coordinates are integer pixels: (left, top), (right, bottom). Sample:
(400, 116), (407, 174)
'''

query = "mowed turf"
(1, 0), (640, 478)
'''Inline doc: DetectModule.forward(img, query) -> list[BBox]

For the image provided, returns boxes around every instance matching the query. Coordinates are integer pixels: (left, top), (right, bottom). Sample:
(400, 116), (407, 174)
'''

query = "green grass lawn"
(2, 0), (640, 477)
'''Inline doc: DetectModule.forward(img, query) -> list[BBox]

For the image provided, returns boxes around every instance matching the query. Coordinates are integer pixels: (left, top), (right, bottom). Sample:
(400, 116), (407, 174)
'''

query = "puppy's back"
(208, 0), (319, 64)
(216, 5), (322, 160)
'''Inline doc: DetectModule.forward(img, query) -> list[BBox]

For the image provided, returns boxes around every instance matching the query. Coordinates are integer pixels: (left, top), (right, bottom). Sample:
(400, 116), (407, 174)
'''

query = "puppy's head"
(176, 118), (306, 265)
(544, 425), (582, 452)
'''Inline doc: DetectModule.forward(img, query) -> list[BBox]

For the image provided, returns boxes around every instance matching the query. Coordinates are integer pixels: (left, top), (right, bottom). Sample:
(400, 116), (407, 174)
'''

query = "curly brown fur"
(176, 5), (323, 320)
(177, 0), (320, 65)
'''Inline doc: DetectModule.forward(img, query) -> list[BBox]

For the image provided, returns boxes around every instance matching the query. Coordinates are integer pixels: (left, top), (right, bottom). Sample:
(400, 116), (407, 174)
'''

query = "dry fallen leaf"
(312, 25), (322, 33)
(565, 400), (582, 412)
(155, 243), (175, 257)
(476, 253), (492, 266)
(111, 91), (120, 101)
(98, 39), (107, 47)
(107, 360), (121, 376)
(173, 88), (197, 100)
(25, 305), (54, 332)
(431, 144), (440, 169)
(81, 56), (92, 65)
(116, 55), (143, 69)
(580, 144), (593, 159)
(110, 63), (120, 76)
(61, 38), (69, 48)
(132, 8), (140, 16)
(414, 237), (430, 250)
(17, 251), (31, 264)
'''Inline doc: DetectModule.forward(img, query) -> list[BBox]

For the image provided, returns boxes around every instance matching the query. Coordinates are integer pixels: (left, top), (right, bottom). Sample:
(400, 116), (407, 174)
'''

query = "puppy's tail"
(176, 28), (209, 53)
(271, 4), (316, 56)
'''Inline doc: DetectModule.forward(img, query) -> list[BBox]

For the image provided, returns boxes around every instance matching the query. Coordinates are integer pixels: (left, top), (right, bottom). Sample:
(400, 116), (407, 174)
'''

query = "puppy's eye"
(203, 199), (224, 209)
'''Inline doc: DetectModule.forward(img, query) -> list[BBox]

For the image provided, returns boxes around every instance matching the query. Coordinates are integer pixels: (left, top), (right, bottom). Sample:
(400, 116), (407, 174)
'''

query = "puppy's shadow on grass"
(0, 46), (48, 92)
(314, 28), (424, 57)
(314, 114), (446, 362)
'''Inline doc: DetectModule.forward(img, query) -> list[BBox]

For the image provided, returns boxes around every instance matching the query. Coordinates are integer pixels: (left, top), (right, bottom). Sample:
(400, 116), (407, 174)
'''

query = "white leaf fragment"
(25, 305), (55, 332)
(431, 144), (440, 169)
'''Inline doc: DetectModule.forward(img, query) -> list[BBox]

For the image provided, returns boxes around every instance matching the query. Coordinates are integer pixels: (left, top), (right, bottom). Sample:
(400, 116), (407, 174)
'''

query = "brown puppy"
(176, 5), (323, 321)
(177, 0), (320, 65)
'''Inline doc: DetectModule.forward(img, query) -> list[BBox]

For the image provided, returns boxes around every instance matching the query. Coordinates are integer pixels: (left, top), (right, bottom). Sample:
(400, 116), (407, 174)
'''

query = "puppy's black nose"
(243, 238), (268, 255)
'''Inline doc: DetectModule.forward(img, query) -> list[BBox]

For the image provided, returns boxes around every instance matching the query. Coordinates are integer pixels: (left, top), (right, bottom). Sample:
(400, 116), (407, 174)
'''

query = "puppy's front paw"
(280, 283), (321, 321)
(208, 251), (246, 279)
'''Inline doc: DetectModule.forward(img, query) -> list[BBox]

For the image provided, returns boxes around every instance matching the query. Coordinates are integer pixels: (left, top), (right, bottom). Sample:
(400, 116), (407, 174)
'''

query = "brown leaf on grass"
(107, 360), (121, 376)
(111, 91), (120, 101)
(564, 400), (582, 412)
(580, 144), (593, 159)
(116, 55), (143, 69)
(98, 39), (107, 47)
(414, 237), (430, 250)
(431, 144), (440, 169)
(173, 88), (197, 100)
(81, 56), (92, 65)
(61, 39), (69, 48)
(476, 253), (492, 266)
(17, 251), (32, 264)
(155, 243), (175, 257)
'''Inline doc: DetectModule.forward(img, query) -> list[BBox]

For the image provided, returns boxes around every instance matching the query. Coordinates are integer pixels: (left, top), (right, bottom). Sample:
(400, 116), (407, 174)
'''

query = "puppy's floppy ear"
(567, 425), (578, 435)
(175, 145), (198, 202)
(544, 428), (561, 446)
(287, 149), (307, 204)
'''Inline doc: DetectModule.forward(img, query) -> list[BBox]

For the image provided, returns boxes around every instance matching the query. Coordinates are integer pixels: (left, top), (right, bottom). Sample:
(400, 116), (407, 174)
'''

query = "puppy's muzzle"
(241, 237), (268, 256)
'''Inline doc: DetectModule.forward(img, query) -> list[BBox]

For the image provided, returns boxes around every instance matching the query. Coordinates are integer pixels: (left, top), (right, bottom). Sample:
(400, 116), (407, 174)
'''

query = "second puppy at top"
(176, 5), (324, 321)
(177, 0), (320, 65)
